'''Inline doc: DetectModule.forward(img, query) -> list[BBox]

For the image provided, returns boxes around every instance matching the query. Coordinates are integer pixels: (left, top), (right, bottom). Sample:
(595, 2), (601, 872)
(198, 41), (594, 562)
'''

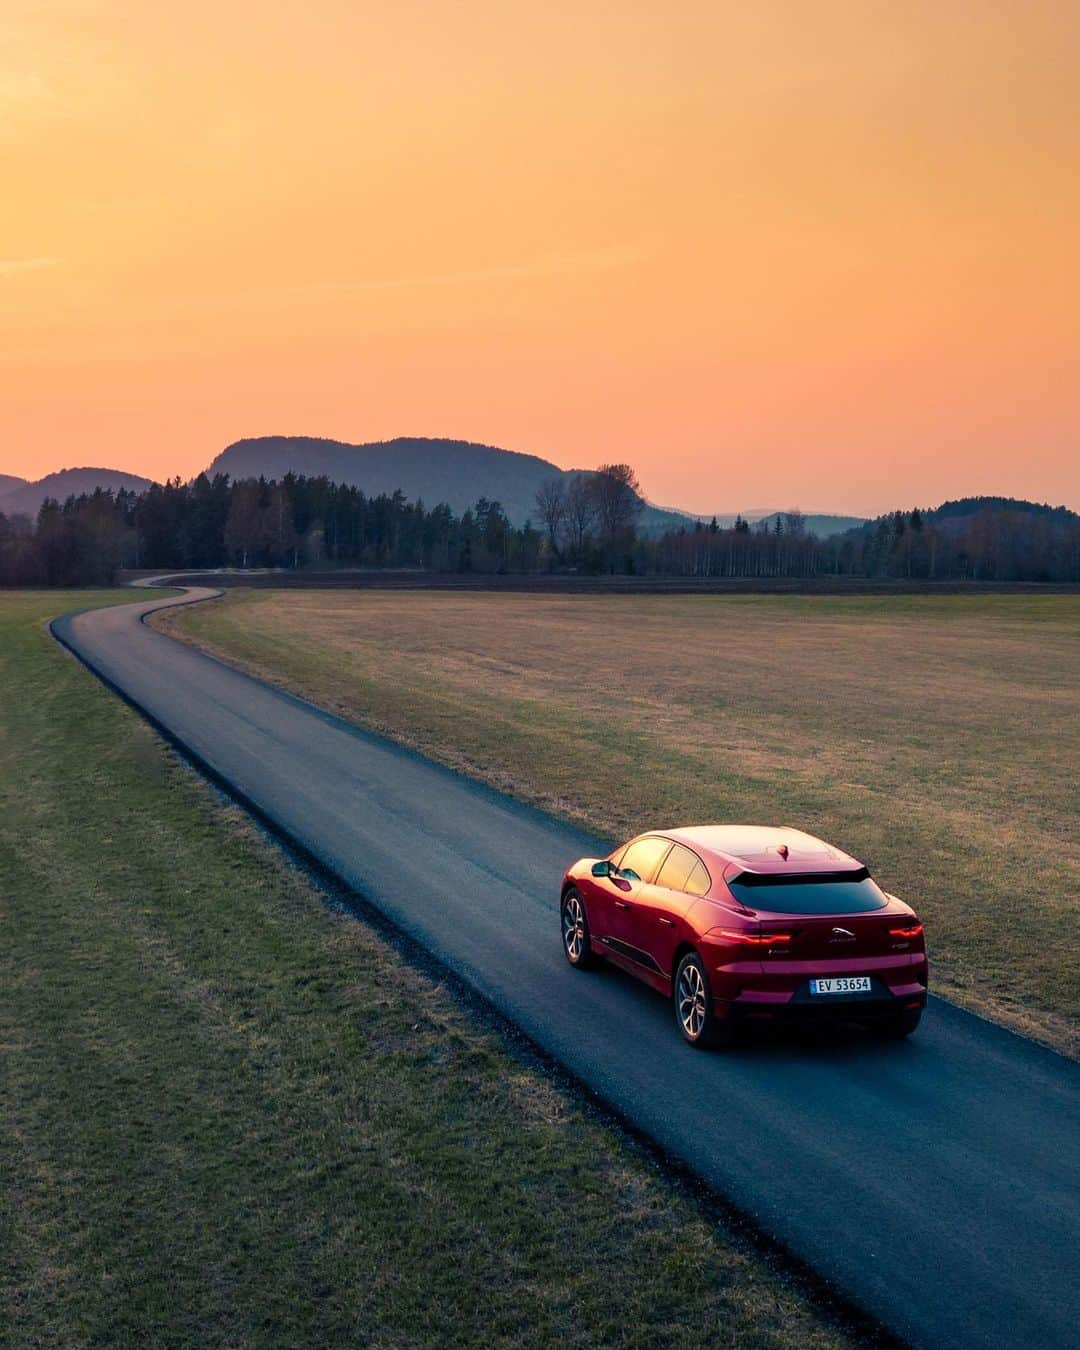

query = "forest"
(1, 464), (1077, 586)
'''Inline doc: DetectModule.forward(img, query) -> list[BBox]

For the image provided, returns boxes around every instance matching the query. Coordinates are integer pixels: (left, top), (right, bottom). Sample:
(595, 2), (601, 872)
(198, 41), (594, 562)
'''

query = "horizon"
(5, 441), (1079, 521)
(2, 2), (1078, 514)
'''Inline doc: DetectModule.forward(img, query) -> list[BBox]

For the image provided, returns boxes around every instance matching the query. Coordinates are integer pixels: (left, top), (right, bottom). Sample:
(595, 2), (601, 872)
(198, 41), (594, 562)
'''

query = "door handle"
(614, 900), (630, 910)
(657, 916), (675, 927)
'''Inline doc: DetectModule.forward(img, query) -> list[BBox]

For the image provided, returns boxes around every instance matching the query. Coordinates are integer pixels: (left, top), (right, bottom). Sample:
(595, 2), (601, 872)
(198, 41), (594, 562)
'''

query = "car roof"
(651, 825), (863, 876)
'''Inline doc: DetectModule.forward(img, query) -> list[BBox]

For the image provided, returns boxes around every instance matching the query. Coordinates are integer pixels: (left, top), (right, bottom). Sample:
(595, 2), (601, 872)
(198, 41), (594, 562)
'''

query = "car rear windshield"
(728, 868), (889, 915)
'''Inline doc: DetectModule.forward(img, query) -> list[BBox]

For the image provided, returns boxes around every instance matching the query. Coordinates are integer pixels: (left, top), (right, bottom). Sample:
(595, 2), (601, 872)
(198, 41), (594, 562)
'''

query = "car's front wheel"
(674, 951), (732, 1048)
(561, 889), (598, 969)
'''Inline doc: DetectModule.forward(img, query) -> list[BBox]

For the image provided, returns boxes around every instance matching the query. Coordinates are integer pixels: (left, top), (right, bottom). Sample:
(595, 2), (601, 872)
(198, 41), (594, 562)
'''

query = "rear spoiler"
(729, 867), (870, 887)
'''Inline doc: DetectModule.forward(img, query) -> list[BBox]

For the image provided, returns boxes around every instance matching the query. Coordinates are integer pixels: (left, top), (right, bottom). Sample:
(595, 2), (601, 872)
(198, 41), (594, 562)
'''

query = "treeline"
(1, 468), (1077, 586)
(0, 475), (545, 585)
(647, 505), (1080, 582)
(0, 464), (643, 585)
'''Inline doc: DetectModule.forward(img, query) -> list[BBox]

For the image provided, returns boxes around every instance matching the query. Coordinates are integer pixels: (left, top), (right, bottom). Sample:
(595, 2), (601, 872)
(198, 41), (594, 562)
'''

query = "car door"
(627, 843), (712, 984)
(581, 863), (638, 945)
(601, 836), (672, 974)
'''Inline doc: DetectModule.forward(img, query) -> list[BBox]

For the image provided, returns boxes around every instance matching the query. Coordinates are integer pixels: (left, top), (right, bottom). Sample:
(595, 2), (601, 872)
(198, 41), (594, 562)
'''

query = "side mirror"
(591, 860), (616, 878)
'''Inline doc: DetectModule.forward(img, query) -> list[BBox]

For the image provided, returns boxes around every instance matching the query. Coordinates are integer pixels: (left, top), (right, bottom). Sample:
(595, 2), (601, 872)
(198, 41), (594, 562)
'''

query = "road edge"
(49, 585), (911, 1350)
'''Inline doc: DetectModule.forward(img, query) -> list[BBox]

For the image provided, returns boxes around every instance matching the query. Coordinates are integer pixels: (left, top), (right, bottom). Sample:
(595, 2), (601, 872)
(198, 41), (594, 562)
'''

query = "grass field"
(1, 590), (851, 1348)
(160, 589), (1080, 1057)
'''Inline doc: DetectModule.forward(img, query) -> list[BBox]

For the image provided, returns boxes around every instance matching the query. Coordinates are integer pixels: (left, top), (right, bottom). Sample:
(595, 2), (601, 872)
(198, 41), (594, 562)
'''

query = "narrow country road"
(52, 587), (1080, 1350)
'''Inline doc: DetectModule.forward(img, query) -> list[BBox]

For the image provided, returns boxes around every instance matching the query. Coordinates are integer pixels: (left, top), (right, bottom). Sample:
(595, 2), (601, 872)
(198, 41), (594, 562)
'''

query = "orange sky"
(2, 1), (1077, 514)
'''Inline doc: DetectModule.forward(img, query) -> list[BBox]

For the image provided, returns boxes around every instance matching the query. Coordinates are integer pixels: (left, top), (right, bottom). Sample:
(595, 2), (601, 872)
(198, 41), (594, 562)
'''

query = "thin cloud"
(0, 247), (642, 329)
(65, 195), (161, 214)
(148, 247), (645, 317)
(0, 71), (54, 106)
(0, 255), (63, 278)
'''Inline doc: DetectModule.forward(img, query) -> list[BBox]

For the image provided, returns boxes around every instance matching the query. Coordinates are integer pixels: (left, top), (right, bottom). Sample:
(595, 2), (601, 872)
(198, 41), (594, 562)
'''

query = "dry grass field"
(160, 589), (1080, 1057)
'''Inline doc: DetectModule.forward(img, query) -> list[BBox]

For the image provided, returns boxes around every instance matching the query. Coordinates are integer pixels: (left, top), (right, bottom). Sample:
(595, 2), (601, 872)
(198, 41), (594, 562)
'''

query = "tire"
(561, 889), (599, 969)
(874, 1007), (923, 1040)
(674, 951), (732, 1048)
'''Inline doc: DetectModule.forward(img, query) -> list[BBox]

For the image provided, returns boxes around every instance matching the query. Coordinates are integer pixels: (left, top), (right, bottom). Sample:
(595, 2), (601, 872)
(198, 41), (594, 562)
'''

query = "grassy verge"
(1, 590), (851, 1348)
(158, 589), (1079, 1057)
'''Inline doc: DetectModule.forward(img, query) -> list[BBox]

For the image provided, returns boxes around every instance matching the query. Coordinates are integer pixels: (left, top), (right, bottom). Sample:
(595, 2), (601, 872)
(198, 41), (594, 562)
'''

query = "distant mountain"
(0, 441), (873, 541)
(755, 511), (867, 539)
(928, 496), (1078, 527)
(0, 467), (155, 519)
(844, 496), (1079, 540)
(659, 506), (866, 537)
(205, 435), (697, 535)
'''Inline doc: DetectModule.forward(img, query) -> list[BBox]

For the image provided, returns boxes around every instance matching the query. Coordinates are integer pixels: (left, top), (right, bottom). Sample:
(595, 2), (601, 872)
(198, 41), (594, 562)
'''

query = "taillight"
(708, 928), (792, 947)
(889, 922), (924, 940)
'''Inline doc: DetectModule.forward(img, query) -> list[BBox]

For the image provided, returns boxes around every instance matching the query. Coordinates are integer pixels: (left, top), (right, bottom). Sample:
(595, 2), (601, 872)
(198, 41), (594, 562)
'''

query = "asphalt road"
(53, 588), (1080, 1350)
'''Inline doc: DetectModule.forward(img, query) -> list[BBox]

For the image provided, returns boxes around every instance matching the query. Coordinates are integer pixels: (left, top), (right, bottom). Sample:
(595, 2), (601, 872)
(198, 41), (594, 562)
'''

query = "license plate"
(810, 976), (872, 995)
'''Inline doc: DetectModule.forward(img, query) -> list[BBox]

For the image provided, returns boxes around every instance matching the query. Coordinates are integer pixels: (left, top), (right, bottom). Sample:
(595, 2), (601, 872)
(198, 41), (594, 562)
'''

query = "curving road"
(53, 587), (1079, 1350)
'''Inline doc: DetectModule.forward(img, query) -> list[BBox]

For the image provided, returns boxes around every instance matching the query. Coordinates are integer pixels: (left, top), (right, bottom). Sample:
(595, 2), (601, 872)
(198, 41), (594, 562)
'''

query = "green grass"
(1, 591), (850, 1348)
(160, 589), (1080, 1057)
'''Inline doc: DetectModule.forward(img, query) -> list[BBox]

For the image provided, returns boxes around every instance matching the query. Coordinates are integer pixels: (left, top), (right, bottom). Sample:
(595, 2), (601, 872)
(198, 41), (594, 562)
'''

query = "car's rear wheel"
(874, 1007), (923, 1040)
(561, 889), (598, 969)
(674, 951), (732, 1048)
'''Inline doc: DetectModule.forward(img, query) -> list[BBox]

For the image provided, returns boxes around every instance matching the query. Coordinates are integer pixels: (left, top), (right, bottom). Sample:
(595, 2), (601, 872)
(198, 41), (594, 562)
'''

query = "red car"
(560, 825), (927, 1046)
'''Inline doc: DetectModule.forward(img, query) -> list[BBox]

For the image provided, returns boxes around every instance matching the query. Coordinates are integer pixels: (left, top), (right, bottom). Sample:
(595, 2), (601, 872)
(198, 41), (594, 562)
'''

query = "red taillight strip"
(889, 922), (924, 939)
(709, 928), (792, 947)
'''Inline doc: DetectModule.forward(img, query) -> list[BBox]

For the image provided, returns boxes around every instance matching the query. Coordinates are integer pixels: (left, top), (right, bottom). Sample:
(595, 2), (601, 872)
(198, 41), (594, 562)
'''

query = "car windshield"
(728, 868), (888, 915)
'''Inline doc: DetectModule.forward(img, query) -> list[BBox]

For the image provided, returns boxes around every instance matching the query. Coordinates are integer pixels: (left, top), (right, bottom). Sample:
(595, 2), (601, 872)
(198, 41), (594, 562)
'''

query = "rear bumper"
(729, 983), (927, 1025)
(709, 952), (928, 1020)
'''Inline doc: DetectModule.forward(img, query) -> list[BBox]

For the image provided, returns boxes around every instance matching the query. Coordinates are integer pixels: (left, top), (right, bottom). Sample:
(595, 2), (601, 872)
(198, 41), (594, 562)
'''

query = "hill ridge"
(0, 467), (155, 519)
(206, 434), (697, 535)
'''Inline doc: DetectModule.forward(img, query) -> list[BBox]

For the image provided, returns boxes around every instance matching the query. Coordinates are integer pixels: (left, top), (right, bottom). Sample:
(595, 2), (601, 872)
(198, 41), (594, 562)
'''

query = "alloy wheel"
(678, 960), (707, 1040)
(563, 895), (586, 962)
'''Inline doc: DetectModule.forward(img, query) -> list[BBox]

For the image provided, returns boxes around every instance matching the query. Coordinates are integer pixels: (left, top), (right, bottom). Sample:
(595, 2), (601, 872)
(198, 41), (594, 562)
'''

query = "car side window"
(685, 859), (712, 897)
(655, 843), (698, 892)
(618, 837), (672, 883)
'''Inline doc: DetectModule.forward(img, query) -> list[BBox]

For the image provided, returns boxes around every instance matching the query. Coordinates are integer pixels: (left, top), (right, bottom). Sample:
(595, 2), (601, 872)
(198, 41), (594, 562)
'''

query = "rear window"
(728, 868), (888, 915)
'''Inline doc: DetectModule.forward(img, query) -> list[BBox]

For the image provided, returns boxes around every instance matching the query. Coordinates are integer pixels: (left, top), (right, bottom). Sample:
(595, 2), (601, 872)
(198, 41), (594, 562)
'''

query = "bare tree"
(267, 482), (298, 565)
(534, 477), (566, 561)
(224, 480), (263, 568)
(590, 463), (642, 569)
(563, 475), (597, 562)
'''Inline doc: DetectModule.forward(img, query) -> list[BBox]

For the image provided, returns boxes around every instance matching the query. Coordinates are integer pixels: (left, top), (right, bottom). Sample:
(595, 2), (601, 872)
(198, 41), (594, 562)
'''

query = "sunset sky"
(2, 1), (1077, 514)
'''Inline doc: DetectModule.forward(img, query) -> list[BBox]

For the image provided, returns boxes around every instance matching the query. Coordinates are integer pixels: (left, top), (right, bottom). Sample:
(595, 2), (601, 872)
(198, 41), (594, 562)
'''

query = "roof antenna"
(777, 844), (789, 860)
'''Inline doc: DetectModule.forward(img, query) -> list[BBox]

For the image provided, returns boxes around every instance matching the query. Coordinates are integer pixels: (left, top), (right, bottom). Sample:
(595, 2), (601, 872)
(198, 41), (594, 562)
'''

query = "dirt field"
(159, 589), (1080, 1056)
